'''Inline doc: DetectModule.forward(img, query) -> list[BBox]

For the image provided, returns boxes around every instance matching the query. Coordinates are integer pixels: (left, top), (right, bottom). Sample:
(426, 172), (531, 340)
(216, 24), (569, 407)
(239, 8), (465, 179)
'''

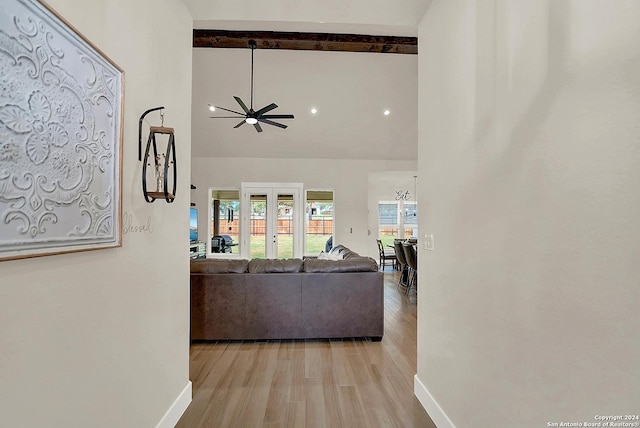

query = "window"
(305, 190), (334, 255)
(403, 201), (418, 238)
(378, 203), (399, 247)
(209, 189), (241, 256)
(378, 201), (417, 247)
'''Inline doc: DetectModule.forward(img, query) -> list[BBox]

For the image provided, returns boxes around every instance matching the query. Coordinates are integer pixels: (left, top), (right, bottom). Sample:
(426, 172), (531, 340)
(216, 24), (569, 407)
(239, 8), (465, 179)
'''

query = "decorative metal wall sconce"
(139, 107), (177, 203)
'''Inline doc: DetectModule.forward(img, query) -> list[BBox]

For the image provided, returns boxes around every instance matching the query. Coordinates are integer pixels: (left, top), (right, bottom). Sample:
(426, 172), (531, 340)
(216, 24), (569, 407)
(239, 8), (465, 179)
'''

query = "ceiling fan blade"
(234, 120), (246, 129)
(260, 114), (294, 119)
(255, 103), (278, 116)
(234, 96), (250, 113)
(253, 122), (263, 132)
(258, 118), (288, 129)
(214, 105), (245, 116)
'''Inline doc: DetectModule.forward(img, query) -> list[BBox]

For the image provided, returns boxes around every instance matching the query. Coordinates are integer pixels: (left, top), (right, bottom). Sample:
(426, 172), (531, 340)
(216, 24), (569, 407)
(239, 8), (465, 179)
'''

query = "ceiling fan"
(209, 40), (294, 133)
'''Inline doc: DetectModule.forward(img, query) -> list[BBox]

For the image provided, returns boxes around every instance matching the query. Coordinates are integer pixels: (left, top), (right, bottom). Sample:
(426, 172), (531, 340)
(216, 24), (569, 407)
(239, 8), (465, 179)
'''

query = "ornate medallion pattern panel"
(0, 0), (123, 260)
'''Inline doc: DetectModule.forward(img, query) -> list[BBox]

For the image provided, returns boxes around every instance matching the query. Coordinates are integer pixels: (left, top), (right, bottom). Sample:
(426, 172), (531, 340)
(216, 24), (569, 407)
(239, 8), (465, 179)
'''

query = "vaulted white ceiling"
(185, 0), (431, 161)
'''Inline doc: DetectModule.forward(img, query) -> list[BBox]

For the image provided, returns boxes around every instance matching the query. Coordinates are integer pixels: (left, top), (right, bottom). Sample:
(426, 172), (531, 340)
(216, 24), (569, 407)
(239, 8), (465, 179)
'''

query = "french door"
(241, 183), (303, 259)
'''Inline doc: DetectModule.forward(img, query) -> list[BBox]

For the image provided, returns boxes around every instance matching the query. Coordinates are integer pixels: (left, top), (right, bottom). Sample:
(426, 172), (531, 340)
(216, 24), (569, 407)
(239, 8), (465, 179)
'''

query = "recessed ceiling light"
(311, 108), (317, 114)
(208, 105), (216, 112)
(384, 109), (390, 116)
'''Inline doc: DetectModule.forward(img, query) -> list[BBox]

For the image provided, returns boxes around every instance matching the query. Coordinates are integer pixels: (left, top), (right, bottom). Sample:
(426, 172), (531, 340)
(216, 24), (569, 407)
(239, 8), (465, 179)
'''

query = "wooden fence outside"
(214, 218), (333, 236)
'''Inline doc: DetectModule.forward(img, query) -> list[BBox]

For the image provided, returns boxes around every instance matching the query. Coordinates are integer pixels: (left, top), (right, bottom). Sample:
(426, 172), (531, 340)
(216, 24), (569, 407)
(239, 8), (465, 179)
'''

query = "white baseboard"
(414, 374), (456, 428)
(156, 381), (192, 428)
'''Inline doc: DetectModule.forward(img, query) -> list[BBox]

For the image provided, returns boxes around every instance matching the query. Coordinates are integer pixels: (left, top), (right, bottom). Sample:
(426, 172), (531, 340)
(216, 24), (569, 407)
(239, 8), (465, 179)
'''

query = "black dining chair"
(376, 239), (397, 271)
(394, 240), (409, 293)
(402, 242), (418, 296)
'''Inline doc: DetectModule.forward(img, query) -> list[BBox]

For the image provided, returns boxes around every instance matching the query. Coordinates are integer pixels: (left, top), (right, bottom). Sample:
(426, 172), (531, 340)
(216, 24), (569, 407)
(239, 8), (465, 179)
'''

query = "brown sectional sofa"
(190, 246), (384, 341)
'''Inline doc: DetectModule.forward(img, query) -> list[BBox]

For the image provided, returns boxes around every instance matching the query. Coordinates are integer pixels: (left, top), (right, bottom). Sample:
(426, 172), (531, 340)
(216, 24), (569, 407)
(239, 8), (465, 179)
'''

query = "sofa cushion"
(190, 258), (249, 273)
(318, 251), (343, 261)
(341, 250), (362, 260)
(248, 258), (304, 273)
(303, 257), (378, 273)
(328, 245), (346, 255)
(328, 244), (362, 259)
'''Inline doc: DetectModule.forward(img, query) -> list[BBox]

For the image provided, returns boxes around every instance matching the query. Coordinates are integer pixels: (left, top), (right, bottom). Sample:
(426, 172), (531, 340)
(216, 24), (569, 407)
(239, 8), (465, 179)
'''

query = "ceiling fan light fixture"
(209, 40), (294, 132)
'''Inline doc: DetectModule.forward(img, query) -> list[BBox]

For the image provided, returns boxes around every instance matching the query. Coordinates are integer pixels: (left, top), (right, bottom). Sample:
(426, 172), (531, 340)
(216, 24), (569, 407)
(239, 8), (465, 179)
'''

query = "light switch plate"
(425, 234), (434, 251)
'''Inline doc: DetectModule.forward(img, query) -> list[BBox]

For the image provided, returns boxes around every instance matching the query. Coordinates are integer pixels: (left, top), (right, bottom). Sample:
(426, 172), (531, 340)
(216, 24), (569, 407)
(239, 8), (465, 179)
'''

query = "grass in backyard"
(249, 234), (331, 259)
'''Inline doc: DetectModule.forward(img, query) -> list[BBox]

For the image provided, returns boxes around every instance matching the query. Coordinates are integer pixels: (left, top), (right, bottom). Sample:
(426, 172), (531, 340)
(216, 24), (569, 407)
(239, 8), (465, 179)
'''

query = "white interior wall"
(416, 1), (640, 427)
(191, 157), (417, 259)
(186, 0), (431, 31)
(0, 1), (193, 427)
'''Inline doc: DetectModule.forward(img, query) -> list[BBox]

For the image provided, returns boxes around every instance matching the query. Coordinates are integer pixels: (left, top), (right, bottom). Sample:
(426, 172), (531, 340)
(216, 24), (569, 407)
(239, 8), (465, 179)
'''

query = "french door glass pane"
(277, 194), (294, 259)
(250, 194), (267, 259)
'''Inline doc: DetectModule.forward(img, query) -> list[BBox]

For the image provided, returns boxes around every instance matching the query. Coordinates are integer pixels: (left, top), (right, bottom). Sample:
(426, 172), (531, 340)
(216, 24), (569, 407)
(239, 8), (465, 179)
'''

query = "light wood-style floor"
(176, 271), (434, 428)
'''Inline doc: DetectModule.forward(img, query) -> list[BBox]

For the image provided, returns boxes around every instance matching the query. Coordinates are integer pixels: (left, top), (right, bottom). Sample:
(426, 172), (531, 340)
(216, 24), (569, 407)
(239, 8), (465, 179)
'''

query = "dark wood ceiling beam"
(193, 29), (417, 54)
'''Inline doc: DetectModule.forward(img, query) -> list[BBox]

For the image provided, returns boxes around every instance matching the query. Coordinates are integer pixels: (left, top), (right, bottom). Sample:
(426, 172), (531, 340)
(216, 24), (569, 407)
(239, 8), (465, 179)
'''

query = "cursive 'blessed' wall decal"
(122, 212), (153, 234)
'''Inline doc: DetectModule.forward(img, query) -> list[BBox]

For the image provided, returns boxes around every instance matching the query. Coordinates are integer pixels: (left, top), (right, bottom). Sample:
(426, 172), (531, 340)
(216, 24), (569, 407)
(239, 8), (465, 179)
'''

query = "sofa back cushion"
(318, 251), (343, 261)
(190, 258), (249, 273)
(303, 257), (378, 273)
(248, 258), (304, 273)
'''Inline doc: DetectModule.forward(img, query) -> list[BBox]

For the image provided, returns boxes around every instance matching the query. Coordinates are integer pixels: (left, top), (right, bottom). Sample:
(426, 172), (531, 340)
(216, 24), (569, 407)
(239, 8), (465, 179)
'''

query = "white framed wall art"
(0, 0), (123, 261)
